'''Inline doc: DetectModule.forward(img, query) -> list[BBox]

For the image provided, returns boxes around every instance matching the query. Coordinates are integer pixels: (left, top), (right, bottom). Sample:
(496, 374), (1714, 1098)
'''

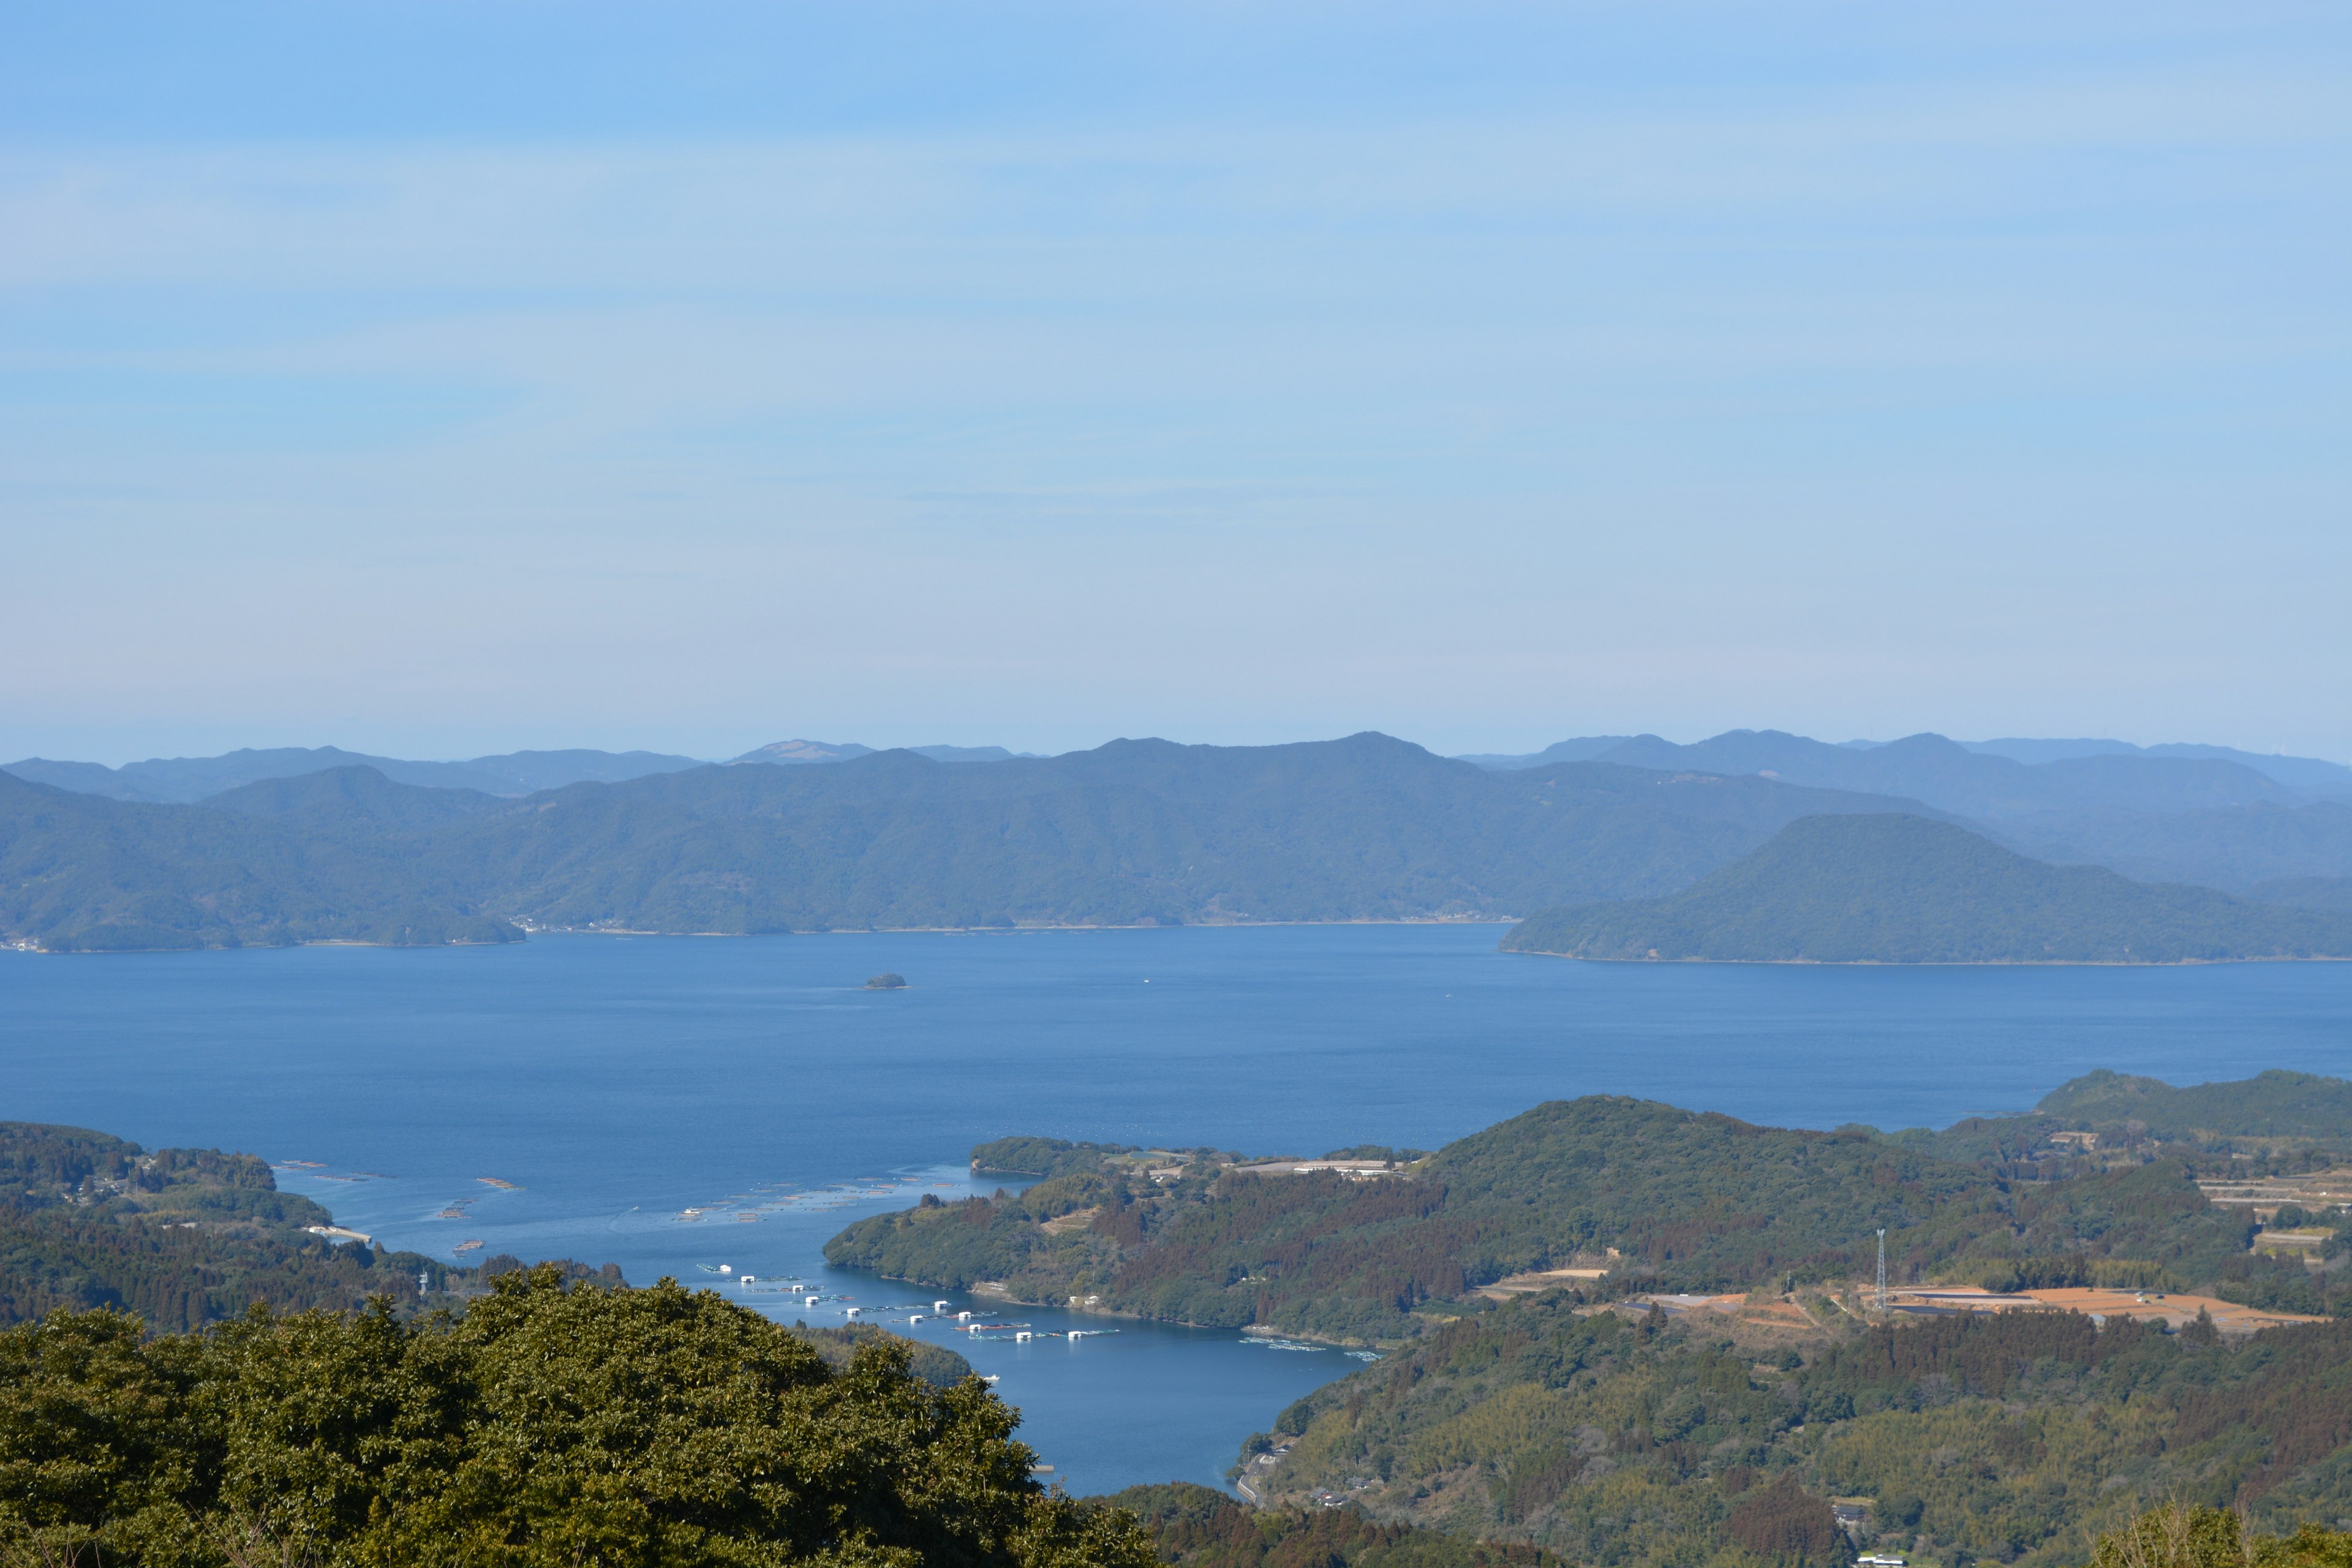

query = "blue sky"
(1, 2), (2345, 764)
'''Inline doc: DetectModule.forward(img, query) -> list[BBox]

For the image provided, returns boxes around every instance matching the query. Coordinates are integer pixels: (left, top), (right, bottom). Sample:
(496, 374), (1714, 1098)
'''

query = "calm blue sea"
(7, 926), (2349, 1493)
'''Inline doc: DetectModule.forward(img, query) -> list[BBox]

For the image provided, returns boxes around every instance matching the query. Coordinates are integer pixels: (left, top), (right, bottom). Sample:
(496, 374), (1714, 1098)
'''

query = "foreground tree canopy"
(0, 1265), (1152, 1568)
(2089, 1504), (2352, 1568)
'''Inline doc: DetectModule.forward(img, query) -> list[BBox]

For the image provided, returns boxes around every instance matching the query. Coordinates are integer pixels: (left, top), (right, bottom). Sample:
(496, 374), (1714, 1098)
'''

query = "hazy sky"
(2, 3), (2346, 765)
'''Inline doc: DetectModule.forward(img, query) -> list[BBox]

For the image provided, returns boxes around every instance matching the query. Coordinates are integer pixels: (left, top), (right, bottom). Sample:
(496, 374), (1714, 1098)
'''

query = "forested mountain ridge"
(0, 1120), (465, 1332)
(13, 730), (2351, 953)
(0, 768), (520, 951)
(4, 736), (1943, 949)
(1500, 815), (2352, 963)
(1108, 1482), (1562, 1568)
(2, 744), (707, 801)
(824, 1092), (2302, 1343)
(1464, 730), (2315, 818)
(2003, 799), (2352, 893)
(1240, 1287), (2352, 1568)
(1893, 1069), (2352, 1164)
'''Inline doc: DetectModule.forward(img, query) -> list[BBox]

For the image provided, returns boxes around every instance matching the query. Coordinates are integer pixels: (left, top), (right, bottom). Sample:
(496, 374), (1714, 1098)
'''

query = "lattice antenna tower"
(1875, 1229), (1888, 1311)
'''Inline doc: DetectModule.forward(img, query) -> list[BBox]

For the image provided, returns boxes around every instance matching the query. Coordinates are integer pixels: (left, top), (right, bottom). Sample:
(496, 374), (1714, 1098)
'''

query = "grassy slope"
(1501, 815), (2352, 963)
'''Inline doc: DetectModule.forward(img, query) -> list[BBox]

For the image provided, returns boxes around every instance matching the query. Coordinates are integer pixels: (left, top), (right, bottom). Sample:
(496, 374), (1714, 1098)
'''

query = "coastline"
(1502, 949), (2352, 967)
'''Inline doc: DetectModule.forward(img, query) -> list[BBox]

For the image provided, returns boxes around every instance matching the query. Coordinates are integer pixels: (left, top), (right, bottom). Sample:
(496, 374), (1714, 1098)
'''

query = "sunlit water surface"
(9, 927), (2348, 1493)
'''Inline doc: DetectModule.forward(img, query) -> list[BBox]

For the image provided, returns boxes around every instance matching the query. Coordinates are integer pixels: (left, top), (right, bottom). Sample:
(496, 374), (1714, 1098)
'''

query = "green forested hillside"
(2038, 1069), (2352, 1139)
(1883, 1069), (2352, 1167)
(0, 768), (521, 950)
(1240, 1289), (2352, 1568)
(1501, 815), (2352, 963)
(433, 737), (1939, 932)
(4, 736), (1941, 949)
(786, 1320), (977, 1388)
(0, 1121), (458, 1332)
(1107, 1481), (1559, 1568)
(826, 1097), (2264, 1342)
(0, 1267), (1147, 1568)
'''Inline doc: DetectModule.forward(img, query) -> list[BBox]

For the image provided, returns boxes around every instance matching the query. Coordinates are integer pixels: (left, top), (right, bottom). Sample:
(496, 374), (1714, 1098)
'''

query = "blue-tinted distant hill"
(2, 736), (1942, 948)
(1462, 729), (2304, 819)
(434, 734), (1943, 932)
(3, 745), (707, 802)
(1964, 736), (2352, 797)
(2246, 875), (2352, 911)
(0, 768), (520, 950)
(726, 739), (1039, 764)
(1501, 813), (2352, 963)
(1999, 799), (2352, 893)
(1464, 730), (2352, 891)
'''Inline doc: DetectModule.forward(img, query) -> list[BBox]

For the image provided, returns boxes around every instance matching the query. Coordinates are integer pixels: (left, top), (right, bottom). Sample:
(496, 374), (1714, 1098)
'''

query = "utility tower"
(1875, 1229), (1888, 1311)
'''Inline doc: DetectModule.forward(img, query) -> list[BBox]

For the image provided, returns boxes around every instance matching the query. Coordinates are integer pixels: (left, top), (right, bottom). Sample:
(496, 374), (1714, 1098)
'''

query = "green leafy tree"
(0, 1265), (1153, 1568)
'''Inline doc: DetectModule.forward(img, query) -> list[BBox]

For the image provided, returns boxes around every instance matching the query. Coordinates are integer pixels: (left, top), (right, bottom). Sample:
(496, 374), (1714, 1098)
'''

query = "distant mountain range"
(1457, 730), (2352, 895)
(725, 739), (1039, 766)
(1, 746), (710, 803)
(2, 735), (1930, 951)
(1, 739), (1047, 802)
(1500, 813), (2352, 964)
(6, 725), (2350, 956)
(1460, 728), (2348, 812)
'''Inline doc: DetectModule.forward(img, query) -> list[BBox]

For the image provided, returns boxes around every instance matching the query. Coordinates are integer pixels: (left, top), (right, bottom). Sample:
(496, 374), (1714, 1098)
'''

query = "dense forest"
(0, 769), (521, 949)
(826, 1085), (2326, 1342)
(0, 1121), (472, 1332)
(786, 1319), (976, 1389)
(1110, 1482), (1561, 1568)
(1886, 1071), (2352, 1168)
(0, 1266), (1148, 1567)
(1500, 816), (2352, 963)
(1238, 1291), (2352, 1568)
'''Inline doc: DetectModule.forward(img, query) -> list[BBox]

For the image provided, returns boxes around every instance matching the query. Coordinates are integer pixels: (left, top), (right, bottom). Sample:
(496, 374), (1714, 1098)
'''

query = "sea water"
(7, 925), (2350, 1494)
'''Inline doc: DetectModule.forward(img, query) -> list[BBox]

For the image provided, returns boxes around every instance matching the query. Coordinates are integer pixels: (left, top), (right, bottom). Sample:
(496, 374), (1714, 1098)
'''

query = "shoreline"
(1502, 949), (2352, 967)
(850, 1267), (1388, 1348)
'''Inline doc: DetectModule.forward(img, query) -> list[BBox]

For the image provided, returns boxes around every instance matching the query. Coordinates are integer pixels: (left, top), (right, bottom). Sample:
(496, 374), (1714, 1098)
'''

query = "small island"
(864, 973), (907, 990)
